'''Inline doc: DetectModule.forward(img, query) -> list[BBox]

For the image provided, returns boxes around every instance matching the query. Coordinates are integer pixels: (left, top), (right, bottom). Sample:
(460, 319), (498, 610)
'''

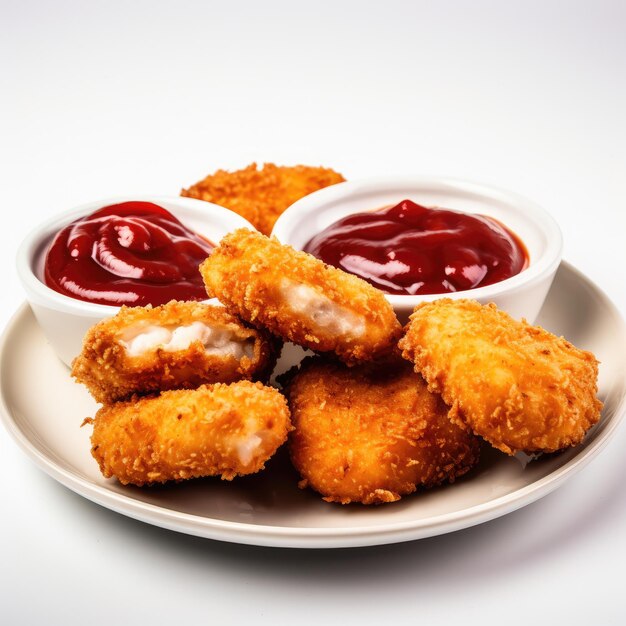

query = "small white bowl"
(272, 177), (563, 324)
(17, 196), (254, 367)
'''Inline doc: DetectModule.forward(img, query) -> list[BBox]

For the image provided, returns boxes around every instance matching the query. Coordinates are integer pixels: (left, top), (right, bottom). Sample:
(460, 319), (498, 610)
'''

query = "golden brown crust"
(200, 229), (402, 365)
(398, 298), (603, 455)
(181, 162), (345, 235)
(89, 381), (292, 486)
(71, 300), (280, 403)
(284, 357), (481, 504)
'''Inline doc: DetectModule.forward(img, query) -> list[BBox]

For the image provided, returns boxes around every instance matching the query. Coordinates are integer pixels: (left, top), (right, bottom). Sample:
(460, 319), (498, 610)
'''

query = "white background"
(1, 1), (625, 624)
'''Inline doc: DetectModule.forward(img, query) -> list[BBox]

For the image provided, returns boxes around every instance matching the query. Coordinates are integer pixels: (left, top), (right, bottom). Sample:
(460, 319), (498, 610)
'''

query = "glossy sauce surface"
(44, 201), (214, 306)
(303, 199), (528, 295)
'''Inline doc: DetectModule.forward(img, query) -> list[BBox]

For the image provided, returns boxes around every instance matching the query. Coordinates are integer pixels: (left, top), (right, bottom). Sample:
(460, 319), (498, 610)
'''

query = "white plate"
(1, 262), (625, 548)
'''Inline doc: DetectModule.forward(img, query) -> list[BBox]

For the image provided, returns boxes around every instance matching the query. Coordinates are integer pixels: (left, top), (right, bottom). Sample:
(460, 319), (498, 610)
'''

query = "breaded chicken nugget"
(283, 357), (481, 504)
(72, 300), (280, 403)
(399, 299), (603, 455)
(181, 162), (345, 235)
(200, 229), (402, 365)
(87, 381), (291, 486)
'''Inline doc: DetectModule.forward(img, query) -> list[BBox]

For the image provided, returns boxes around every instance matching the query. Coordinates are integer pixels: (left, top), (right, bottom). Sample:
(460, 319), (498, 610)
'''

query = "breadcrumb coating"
(181, 162), (345, 235)
(87, 381), (292, 486)
(72, 300), (280, 403)
(283, 357), (481, 504)
(200, 229), (402, 365)
(399, 298), (603, 455)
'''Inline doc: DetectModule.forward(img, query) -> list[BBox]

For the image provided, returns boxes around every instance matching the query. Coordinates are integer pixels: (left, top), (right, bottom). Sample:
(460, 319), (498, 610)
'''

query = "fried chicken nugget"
(284, 357), (481, 504)
(399, 299), (603, 455)
(200, 229), (402, 365)
(181, 162), (345, 235)
(87, 381), (291, 486)
(72, 300), (280, 403)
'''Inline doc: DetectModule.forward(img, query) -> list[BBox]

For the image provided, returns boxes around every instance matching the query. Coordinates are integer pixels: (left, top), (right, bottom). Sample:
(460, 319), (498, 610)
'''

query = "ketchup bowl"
(271, 177), (563, 324)
(17, 196), (254, 367)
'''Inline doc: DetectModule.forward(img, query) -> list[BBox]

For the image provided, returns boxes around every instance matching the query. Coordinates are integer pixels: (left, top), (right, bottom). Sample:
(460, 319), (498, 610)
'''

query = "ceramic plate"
(1, 262), (624, 548)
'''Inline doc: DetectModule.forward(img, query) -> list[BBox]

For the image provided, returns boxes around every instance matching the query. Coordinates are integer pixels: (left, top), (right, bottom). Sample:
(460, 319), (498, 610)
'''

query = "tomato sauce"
(303, 199), (528, 295)
(44, 201), (214, 306)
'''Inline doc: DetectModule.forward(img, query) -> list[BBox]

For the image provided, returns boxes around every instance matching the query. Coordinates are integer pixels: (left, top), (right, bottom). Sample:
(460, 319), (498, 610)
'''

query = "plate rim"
(1, 261), (625, 548)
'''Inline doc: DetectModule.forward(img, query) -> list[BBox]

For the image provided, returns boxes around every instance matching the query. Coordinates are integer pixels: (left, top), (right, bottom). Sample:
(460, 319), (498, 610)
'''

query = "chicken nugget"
(87, 381), (291, 486)
(200, 230), (402, 365)
(72, 300), (280, 403)
(181, 162), (345, 235)
(283, 357), (480, 504)
(399, 298), (603, 455)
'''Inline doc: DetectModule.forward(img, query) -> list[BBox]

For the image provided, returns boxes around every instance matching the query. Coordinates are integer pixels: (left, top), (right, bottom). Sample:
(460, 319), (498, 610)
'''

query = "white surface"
(2, 264), (625, 548)
(1, 0), (625, 623)
(272, 176), (563, 323)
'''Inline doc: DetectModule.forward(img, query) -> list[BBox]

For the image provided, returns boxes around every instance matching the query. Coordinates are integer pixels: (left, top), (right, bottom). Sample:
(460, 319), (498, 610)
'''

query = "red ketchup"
(44, 201), (214, 306)
(303, 199), (528, 295)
